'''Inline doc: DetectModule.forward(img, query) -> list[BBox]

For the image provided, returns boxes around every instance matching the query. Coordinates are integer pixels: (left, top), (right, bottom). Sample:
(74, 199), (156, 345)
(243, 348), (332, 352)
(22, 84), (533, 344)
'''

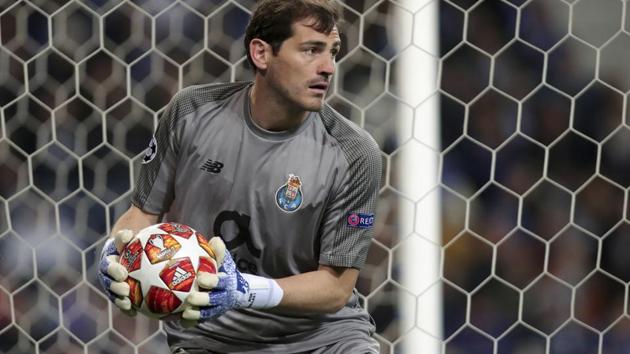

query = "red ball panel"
(198, 257), (217, 274)
(126, 277), (143, 308)
(145, 233), (181, 264)
(120, 239), (142, 272)
(196, 233), (217, 259)
(159, 222), (194, 239)
(146, 286), (181, 314)
(160, 258), (195, 292)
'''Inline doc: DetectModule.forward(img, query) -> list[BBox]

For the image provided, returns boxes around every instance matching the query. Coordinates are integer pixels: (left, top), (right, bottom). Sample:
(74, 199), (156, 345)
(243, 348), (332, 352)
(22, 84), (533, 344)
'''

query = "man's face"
(264, 18), (341, 112)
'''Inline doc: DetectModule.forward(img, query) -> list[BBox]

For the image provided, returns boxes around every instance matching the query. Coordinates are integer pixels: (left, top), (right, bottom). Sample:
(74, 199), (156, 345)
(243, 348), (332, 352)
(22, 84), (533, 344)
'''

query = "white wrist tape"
(237, 274), (284, 309)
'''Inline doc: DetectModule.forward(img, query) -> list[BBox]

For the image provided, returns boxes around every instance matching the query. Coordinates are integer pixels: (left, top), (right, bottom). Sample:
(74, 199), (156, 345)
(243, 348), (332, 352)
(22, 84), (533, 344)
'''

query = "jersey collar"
(242, 83), (315, 141)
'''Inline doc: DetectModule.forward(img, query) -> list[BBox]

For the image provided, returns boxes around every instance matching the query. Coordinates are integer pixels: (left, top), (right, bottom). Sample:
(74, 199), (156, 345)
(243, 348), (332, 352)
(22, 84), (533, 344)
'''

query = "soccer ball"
(118, 222), (218, 318)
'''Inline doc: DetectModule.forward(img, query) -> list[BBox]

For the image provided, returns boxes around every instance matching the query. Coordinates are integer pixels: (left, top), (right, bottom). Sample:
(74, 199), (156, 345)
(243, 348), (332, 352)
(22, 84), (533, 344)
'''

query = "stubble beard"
(266, 68), (324, 113)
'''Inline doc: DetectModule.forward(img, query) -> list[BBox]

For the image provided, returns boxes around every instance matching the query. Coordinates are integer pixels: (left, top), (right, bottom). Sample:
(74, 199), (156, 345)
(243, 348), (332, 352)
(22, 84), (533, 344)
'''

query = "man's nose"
(318, 55), (335, 77)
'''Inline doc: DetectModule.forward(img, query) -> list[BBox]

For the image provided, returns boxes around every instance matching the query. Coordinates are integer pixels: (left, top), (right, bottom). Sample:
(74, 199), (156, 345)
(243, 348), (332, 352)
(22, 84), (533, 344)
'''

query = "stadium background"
(1, 0), (630, 353)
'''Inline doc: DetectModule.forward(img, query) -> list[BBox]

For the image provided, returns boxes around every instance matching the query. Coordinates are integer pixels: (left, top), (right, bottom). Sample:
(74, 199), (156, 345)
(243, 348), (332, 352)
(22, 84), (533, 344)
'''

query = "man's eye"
(305, 48), (316, 55)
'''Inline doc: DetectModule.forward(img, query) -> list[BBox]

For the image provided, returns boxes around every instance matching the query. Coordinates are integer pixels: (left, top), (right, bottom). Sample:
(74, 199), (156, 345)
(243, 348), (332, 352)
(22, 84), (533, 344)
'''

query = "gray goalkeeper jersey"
(132, 82), (382, 353)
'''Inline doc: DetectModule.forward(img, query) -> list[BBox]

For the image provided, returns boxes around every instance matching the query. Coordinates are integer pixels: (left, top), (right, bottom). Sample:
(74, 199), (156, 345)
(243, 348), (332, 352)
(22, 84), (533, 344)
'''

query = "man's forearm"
(110, 205), (159, 237)
(275, 266), (359, 313)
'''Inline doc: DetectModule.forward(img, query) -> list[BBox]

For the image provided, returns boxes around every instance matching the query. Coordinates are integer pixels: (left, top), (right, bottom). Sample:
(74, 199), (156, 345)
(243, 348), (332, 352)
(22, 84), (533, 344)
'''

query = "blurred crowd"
(439, 0), (630, 353)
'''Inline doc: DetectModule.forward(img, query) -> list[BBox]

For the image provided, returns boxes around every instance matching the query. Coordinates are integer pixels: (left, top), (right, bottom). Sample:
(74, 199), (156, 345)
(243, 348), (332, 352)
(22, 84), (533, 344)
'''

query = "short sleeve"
(131, 92), (188, 214)
(318, 136), (382, 269)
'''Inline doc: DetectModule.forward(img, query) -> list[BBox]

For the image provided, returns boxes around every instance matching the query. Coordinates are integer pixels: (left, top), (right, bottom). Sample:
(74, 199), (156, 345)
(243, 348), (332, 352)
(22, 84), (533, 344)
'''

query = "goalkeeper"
(99, 0), (381, 352)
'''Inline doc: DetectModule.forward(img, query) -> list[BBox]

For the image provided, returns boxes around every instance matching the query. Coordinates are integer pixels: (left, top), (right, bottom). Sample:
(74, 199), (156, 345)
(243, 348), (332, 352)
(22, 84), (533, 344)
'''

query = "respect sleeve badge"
(346, 212), (375, 229)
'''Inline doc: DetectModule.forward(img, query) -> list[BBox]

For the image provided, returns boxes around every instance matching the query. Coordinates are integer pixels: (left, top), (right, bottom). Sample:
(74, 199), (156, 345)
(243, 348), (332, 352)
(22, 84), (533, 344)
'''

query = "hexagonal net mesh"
(0, 0), (629, 353)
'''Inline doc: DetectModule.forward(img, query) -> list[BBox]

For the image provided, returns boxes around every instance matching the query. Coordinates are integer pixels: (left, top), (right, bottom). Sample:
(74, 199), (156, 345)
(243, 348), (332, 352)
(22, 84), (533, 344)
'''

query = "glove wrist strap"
(237, 274), (284, 309)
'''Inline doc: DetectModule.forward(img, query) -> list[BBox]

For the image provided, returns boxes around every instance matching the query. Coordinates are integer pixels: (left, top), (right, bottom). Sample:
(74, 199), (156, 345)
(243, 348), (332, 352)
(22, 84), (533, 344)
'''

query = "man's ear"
(249, 38), (271, 71)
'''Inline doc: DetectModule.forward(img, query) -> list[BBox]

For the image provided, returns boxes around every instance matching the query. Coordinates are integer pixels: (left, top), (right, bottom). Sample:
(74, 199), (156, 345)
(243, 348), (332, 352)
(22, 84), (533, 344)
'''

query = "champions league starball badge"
(142, 136), (157, 164)
(276, 174), (303, 213)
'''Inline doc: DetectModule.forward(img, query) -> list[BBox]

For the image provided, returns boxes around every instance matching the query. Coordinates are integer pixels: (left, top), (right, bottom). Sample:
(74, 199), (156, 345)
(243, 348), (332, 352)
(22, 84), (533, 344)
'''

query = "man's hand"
(98, 229), (137, 316)
(182, 237), (248, 320)
(182, 237), (283, 321)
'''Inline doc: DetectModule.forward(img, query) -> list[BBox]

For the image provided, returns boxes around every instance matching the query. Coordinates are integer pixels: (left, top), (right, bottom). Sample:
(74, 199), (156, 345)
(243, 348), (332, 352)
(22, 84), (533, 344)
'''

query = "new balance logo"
(201, 159), (224, 174)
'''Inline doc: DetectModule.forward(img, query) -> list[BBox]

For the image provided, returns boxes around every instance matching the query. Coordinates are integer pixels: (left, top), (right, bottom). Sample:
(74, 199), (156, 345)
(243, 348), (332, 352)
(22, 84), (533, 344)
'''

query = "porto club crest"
(276, 174), (303, 213)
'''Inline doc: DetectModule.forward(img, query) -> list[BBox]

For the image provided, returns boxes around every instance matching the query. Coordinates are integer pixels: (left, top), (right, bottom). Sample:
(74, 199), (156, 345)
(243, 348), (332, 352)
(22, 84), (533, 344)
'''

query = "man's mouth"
(309, 82), (329, 94)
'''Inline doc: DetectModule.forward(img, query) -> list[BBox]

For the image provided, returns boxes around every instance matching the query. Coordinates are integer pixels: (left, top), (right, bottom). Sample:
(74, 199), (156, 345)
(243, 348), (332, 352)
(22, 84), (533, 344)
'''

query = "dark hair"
(244, 0), (341, 70)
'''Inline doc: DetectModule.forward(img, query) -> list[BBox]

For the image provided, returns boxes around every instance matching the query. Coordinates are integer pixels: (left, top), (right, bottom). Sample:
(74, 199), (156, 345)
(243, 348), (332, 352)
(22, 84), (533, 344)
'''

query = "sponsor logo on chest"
(200, 159), (224, 174)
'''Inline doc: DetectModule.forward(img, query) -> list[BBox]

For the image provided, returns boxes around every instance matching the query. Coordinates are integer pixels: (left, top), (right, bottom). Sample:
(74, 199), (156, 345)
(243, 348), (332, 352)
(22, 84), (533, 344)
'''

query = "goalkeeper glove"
(182, 237), (284, 321)
(97, 229), (136, 316)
